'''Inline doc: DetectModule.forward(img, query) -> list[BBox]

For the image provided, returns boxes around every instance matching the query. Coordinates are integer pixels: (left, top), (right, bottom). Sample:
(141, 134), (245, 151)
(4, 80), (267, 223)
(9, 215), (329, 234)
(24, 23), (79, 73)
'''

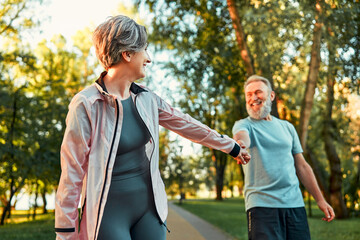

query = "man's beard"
(246, 95), (272, 120)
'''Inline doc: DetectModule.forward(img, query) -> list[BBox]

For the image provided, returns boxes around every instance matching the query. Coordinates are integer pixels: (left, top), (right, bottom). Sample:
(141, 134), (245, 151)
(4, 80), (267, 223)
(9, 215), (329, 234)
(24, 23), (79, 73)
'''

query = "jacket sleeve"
(55, 94), (92, 240)
(155, 93), (240, 157)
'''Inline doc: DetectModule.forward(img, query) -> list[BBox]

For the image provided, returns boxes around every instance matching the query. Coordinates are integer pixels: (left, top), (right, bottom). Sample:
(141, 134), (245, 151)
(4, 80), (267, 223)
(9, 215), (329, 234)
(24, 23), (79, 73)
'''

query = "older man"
(232, 75), (334, 240)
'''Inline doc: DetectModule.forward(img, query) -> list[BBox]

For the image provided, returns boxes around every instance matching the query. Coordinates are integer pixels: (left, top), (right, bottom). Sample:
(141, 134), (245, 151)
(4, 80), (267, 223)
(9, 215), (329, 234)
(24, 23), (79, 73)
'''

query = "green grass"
(176, 198), (360, 240)
(0, 211), (55, 240)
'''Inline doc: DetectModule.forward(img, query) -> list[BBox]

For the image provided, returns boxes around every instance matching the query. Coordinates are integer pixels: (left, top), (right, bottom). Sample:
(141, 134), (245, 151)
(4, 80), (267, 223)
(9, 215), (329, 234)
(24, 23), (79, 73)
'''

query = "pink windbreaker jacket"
(55, 72), (240, 240)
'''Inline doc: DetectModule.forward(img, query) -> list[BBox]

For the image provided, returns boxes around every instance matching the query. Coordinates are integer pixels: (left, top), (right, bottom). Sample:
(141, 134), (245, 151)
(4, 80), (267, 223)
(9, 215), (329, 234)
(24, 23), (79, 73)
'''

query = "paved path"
(166, 201), (234, 240)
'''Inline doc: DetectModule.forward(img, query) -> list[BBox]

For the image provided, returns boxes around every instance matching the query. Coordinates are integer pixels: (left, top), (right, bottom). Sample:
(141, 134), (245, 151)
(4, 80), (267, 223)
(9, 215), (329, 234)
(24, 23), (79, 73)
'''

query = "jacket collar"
(95, 71), (147, 96)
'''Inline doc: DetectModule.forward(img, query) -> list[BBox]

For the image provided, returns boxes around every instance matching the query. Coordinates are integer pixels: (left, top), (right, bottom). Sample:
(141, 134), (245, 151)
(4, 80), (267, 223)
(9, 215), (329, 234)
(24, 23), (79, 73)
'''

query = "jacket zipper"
(93, 98), (120, 240)
(134, 95), (170, 232)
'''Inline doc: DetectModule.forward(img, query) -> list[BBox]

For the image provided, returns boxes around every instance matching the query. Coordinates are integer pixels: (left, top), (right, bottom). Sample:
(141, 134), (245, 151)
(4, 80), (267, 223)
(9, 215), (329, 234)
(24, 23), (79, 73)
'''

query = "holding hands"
(234, 140), (250, 165)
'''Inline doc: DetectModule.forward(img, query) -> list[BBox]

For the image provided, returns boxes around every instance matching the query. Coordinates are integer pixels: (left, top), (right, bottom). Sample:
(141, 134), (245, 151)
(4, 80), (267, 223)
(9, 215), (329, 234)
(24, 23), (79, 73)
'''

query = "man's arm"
(233, 130), (251, 149)
(294, 153), (335, 222)
(232, 130), (251, 165)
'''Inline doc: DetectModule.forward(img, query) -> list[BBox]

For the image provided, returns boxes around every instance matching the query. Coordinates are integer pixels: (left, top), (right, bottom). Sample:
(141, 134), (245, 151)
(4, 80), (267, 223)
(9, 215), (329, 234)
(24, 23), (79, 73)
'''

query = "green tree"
(0, 0), (41, 38)
(0, 0), (42, 224)
(0, 55), (36, 224)
(140, 0), (359, 210)
(321, 0), (359, 218)
(296, 0), (359, 219)
(28, 33), (96, 216)
(72, 27), (100, 87)
(140, 0), (247, 200)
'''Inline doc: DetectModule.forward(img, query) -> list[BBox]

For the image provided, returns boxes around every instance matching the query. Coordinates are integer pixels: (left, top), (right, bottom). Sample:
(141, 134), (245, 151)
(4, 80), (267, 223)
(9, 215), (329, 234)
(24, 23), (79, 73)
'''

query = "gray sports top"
(112, 97), (151, 180)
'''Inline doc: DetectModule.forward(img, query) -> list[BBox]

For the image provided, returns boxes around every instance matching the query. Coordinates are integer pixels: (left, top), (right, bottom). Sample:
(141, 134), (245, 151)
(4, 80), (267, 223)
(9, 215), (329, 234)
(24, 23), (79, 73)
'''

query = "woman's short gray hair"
(245, 75), (273, 92)
(92, 15), (148, 70)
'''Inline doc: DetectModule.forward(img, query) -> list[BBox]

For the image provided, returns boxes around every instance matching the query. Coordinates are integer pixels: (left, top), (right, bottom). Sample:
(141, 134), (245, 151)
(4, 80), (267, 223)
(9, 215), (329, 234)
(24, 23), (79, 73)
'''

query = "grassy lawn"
(176, 198), (360, 240)
(0, 210), (55, 240)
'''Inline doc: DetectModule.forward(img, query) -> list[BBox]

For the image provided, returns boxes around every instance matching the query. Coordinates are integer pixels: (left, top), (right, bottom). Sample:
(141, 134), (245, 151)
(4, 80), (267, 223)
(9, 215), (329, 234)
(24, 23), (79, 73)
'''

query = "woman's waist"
(111, 163), (150, 181)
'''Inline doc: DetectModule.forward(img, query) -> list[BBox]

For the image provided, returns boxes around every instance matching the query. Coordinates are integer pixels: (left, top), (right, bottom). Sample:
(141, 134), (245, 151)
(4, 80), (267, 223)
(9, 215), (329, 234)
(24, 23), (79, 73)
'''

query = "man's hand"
(234, 141), (250, 165)
(317, 200), (335, 222)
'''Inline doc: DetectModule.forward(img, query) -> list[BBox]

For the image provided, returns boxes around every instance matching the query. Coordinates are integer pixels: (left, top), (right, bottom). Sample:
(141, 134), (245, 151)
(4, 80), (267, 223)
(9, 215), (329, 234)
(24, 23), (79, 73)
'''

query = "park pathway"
(166, 201), (234, 240)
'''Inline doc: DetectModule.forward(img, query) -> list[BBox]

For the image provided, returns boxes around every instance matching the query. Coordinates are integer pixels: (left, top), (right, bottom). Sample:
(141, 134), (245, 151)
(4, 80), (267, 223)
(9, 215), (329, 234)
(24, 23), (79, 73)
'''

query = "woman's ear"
(122, 51), (131, 62)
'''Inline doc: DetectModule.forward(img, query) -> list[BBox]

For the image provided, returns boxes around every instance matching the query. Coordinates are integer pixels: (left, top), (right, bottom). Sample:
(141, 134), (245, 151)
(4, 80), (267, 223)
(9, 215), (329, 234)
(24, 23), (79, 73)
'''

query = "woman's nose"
(146, 51), (151, 63)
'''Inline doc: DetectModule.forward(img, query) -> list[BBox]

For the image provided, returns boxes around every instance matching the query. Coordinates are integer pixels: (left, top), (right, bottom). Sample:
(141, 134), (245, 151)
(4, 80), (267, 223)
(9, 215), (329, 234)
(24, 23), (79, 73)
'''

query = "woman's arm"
(155, 93), (250, 164)
(55, 95), (92, 239)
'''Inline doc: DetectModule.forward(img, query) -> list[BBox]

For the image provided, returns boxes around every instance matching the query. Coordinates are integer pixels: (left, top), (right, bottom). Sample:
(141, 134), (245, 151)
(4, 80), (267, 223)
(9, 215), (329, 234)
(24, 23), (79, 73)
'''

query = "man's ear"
(270, 90), (275, 101)
(122, 51), (132, 62)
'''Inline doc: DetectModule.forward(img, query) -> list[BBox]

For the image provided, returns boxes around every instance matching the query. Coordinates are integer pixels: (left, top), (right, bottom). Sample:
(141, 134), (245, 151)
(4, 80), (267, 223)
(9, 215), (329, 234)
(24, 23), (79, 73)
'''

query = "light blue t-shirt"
(232, 116), (304, 211)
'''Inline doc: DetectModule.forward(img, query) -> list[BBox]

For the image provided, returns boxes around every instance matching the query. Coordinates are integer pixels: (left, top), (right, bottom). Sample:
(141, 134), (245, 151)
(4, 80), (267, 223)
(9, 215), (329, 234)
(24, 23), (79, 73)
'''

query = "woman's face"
(128, 46), (151, 80)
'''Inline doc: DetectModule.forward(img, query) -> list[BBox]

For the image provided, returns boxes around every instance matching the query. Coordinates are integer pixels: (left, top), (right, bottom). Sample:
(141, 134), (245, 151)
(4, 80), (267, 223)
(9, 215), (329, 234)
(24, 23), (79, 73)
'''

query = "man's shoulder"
(233, 116), (251, 126)
(273, 116), (294, 126)
(272, 117), (298, 135)
(232, 117), (251, 135)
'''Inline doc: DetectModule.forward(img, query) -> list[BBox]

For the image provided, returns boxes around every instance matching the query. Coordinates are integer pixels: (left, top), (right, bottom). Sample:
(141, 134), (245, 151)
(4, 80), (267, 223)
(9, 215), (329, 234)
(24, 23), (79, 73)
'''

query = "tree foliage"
(139, 0), (360, 215)
(0, 0), (99, 224)
(0, 0), (359, 224)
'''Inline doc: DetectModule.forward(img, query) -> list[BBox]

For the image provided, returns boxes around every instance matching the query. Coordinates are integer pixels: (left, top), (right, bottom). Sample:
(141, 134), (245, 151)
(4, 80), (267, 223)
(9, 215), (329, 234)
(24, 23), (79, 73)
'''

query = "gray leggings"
(97, 171), (167, 240)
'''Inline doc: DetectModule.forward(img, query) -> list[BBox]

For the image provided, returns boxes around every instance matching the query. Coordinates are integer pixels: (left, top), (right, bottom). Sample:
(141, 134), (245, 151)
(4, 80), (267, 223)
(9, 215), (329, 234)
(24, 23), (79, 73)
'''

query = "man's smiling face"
(245, 81), (274, 120)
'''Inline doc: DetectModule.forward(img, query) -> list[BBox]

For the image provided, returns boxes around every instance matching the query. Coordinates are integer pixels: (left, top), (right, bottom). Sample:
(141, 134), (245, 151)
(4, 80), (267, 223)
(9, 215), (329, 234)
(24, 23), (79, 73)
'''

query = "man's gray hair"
(245, 75), (273, 92)
(92, 15), (148, 70)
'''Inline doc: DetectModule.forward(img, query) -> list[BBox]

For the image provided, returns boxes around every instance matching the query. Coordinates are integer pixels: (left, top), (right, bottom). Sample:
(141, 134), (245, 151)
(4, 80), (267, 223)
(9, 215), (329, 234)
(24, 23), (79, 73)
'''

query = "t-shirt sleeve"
(288, 122), (303, 154)
(232, 119), (250, 136)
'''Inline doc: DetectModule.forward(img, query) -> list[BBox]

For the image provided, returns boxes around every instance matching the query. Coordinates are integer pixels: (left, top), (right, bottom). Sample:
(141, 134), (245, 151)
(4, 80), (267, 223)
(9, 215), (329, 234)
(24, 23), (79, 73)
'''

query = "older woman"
(55, 15), (250, 240)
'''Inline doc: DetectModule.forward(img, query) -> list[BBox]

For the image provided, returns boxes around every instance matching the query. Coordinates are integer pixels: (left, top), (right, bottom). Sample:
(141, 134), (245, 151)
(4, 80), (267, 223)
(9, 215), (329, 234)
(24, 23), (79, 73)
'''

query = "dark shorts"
(246, 207), (311, 240)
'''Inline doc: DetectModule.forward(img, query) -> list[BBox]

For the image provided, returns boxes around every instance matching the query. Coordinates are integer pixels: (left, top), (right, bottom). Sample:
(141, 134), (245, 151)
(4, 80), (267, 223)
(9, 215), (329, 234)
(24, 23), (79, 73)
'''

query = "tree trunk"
(231, 169), (235, 198)
(1, 92), (18, 225)
(1, 201), (11, 225)
(42, 186), (48, 214)
(226, 0), (254, 76)
(353, 156), (360, 210)
(299, 0), (323, 151)
(355, 157), (360, 198)
(322, 42), (348, 218)
(227, 0), (280, 118)
(323, 133), (348, 218)
(212, 150), (227, 200)
(238, 164), (245, 196)
(32, 182), (39, 220)
(178, 160), (185, 205)
(1, 180), (14, 225)
(297, 1), (328, 208)
(0, 176), (23, 225)
(305, 147), (330, 201)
